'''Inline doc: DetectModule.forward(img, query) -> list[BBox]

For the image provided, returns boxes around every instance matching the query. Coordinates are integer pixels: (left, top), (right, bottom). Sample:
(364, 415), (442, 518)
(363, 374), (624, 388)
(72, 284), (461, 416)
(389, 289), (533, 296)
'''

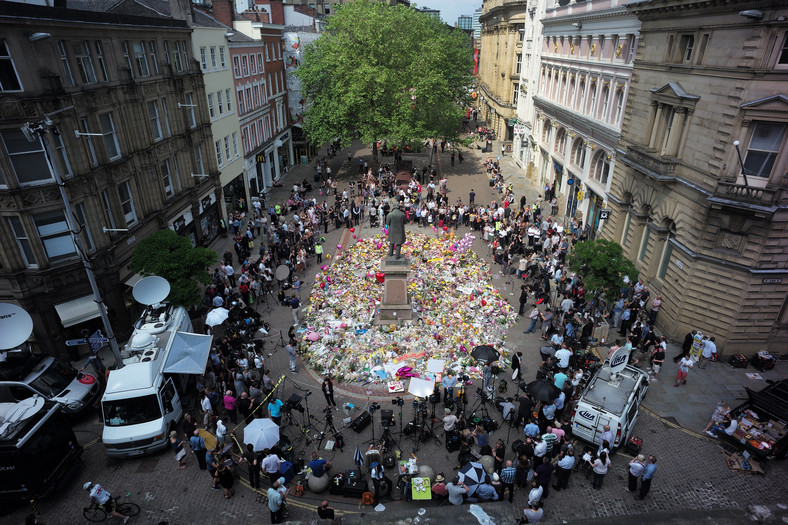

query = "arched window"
(571, 138), (586, 168)
(600, 86), (610, 121)
(591, 150), (610, 185)
(578, 81), (586, 111)
(542, 120), (553, 144)
(555, 127), (566, 153)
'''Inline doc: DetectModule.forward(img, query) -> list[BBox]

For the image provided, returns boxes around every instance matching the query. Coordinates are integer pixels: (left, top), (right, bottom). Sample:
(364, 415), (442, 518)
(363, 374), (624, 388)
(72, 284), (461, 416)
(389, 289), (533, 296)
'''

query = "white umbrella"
(205, 307), (230, 327)
(243, 418), (280, 451)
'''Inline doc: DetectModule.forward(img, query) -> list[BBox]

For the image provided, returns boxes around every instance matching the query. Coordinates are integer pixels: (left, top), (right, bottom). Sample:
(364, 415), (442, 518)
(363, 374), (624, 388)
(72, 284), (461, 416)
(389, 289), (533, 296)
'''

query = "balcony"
(709, 181), (780, 216)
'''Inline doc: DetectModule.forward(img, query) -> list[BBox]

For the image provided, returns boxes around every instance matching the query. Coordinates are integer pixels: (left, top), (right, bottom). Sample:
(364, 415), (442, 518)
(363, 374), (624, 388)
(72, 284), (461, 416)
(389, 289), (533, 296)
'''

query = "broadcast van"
(570, 347), (649, 449)
(101, 277), (212, 458)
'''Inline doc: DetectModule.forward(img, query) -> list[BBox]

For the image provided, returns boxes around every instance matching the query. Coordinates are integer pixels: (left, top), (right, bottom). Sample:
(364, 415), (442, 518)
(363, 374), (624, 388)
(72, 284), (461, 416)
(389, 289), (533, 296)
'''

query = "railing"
(715, 181), (778, 207)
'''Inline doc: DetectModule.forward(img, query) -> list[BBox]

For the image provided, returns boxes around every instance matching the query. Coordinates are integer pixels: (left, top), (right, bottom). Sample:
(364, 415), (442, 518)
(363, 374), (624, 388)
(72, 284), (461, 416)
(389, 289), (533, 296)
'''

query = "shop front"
(198, 190), (221, 245)
(585, 190), (605, 240)
(223, 172), (248, 216)
(170, 206), (197, 247)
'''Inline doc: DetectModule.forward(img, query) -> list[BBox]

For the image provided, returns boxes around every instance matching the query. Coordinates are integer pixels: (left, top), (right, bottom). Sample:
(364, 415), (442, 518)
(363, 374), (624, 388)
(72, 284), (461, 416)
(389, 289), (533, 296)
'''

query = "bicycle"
(83, 496), (140, 522)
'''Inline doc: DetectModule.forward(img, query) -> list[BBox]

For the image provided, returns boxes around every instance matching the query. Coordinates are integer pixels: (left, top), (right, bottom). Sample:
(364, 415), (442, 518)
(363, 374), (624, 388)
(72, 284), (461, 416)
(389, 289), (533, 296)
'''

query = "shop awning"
(124, 273), (145, 287)
(163, 332), (213, 375)
(54, 295), (101, 328)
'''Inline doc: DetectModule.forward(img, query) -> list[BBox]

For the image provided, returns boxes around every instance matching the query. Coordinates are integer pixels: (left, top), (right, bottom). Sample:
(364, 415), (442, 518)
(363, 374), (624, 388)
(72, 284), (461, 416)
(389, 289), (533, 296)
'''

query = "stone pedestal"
(375, 256), (413, 324)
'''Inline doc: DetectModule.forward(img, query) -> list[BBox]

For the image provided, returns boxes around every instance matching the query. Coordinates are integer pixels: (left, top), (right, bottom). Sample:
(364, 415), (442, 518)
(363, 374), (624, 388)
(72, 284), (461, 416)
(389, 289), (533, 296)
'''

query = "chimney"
(212, 0), (235, 27)
(169, 0), (195, 26)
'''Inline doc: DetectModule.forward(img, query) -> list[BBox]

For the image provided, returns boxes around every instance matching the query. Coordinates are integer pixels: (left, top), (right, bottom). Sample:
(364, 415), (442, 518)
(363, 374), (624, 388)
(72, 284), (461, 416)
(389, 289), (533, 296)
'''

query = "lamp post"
(21, 120), (124, 368)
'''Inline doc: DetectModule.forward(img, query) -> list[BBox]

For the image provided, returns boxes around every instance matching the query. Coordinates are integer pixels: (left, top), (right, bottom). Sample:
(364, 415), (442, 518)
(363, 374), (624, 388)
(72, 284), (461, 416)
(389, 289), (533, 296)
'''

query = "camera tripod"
(271, 330), (288, 354)
(315, 408), (343, 452)
(379, 422), (398, 453)
(363, 406), (380, 447)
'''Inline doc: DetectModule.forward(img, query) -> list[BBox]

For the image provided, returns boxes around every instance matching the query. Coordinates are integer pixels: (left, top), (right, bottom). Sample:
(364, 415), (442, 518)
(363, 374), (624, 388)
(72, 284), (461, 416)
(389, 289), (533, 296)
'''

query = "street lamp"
(24, 119), (125, 368)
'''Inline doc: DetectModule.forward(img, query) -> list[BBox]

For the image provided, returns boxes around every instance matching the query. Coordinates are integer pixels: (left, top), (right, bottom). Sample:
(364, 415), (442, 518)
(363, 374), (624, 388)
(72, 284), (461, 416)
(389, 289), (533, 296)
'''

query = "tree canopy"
(128, 229), (216, 308)
(295, 0), (474, 151)
(566, 239), (637, 304)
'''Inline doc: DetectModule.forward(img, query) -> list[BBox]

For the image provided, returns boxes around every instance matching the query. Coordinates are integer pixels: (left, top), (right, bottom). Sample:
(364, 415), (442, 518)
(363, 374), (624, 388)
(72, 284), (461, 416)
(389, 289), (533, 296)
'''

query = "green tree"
(295, 0), (474, 163)
(128, 230), (216, 308)
(567, 239), (637, 304)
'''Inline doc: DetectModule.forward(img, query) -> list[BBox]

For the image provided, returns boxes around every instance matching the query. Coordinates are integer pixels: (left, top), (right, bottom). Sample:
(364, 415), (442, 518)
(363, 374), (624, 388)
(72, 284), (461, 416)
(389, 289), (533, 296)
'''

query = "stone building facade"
(0, 1), (219, 357)
(601, 0), (788, 354)
(478, 0), (528, 143)
(530, 0), (640, 237)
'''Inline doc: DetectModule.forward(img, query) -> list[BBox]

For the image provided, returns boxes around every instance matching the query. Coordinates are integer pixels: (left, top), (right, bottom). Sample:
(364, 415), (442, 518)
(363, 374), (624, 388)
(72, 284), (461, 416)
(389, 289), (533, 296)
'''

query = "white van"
(570, 347), (649, 449)
(101, 303), (208, 457)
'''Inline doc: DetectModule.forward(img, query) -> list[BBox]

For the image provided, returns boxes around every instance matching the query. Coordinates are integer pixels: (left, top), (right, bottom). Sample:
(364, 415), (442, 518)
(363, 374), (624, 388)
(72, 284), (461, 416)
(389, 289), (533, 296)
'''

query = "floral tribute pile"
(299, 232), (517, 384)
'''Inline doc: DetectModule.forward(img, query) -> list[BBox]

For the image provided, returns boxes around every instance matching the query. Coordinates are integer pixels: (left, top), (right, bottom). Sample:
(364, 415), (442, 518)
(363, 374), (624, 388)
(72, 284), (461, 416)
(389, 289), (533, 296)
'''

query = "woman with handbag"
(169, 431), (187, 470)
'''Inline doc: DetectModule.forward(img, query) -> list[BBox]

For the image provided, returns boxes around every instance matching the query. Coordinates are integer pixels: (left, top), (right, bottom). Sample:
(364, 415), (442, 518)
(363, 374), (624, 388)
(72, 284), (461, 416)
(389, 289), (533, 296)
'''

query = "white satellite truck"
(101, 276), (213, 457)
(570, 346), (649, 449)
(0, 303), (101, 416)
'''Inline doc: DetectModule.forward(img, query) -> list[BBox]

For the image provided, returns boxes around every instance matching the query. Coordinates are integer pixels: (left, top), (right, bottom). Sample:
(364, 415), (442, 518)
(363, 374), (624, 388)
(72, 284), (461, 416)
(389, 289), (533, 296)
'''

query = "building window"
(542, 120), (552, 144)
(219, 47), (226, 68)
(591, 150), (610, 185)
(52, 127), (72, 178)
(121, 41), (133, 77)
(242, 55), (249, 76)
(695, 34), (709, 65)
(621, 213), (631, 247)
(512, 83), (519, 106)
(161, 98), (171, 136)
(638, 227), (650, 262)
(589, 82), (598, 117)
(172, 41), (184, 72)
(148, 101), (162, 141)
(101, 189), (116, 230)
(59, 41), (75, 87)
(264, 44), (269, 62)
(777, 32), (788, 67)
(200, 47), (207, 70)
(117, 181), (137, 226)
(208, 94), (215, 118)
(72, 41), (97, 84)
(678, 34), (694, 63)
(614, 89), (625, 126)
(225, 88), (232, 113)
(94, 41), (109, 81)
(600, 86), (610, 121)
(185, 93), (197, 128)
(578, 81), (586, 112)
(215, 139), (223, 166)
(194, 143), (205, 174)
(33, 209), (76, 260)
(224, 136), (231, 163)
(217, 91), (224, 116)
(75, 203), (95, 252)
(210, 46), (217, 69)
(250, 54), (257, 75)
(515, 54), (522, 75)
(658, 236), (674, 279)
(233, 56), (240, 77)
(257, 53), (263, 72)
(0, 39), (23, 92)
(237, 87), (245, 114)
(99, 112), (121, 160)
(571, 139), (586, 168)
(743, 122), (787, 178)
(8, 216), (37, 267)
(554, 128), (566, 154)
(133, 41), (150, 77)
(627, 35), (636, 63)
(232, 132), (239, 157)
(149, 41), (159, 75)
(161, 158), (174, 197)
(1, 129), (52, 186)
(80, 118), (98, 167)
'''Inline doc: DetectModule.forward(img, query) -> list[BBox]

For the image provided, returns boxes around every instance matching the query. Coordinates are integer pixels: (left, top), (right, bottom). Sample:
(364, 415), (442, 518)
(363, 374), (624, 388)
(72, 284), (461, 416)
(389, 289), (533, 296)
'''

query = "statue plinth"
(375, 256), (413, 325)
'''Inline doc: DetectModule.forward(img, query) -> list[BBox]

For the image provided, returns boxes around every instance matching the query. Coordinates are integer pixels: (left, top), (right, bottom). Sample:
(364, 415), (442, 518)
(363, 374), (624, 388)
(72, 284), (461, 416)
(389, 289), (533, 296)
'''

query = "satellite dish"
(133, 276), (171, 306)
(0, 303), (34, 350)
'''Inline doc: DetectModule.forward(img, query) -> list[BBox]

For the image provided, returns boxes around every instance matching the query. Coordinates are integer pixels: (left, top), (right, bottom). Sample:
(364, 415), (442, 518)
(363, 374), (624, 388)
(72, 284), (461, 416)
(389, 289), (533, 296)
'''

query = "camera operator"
(443, 408), (458, 438)
(309, 452), (332, 478)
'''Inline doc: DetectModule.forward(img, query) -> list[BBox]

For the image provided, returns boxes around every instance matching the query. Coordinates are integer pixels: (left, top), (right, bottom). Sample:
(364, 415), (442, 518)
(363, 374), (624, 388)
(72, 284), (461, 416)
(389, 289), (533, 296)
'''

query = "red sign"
(473, 49), (479, 76)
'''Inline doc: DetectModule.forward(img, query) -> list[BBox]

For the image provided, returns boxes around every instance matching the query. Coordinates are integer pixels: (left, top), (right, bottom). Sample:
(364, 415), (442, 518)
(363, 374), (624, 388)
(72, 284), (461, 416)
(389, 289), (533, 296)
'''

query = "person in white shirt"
(554, 347), (572, 369)
(698, 337), (717, 369)
(216, 418), (227, 446)
(528, 479), (543, 505)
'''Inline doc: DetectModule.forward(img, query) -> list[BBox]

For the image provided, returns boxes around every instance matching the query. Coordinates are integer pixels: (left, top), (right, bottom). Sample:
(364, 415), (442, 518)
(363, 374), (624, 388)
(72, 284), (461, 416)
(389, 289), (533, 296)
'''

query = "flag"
(353, 445), (364, 467)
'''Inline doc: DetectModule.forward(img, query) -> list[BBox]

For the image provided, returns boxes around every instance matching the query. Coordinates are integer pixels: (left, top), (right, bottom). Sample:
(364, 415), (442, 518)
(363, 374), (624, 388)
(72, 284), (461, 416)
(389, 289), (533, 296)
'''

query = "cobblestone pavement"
(9, 138), (787, 525)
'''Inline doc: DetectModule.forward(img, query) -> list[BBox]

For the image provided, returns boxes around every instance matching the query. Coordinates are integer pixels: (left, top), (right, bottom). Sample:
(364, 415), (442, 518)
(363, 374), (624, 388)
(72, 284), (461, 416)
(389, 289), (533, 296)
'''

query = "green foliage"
(566, 239), (637, 304)
(128, 229), (217, 308)
(296, 0), (474, 151)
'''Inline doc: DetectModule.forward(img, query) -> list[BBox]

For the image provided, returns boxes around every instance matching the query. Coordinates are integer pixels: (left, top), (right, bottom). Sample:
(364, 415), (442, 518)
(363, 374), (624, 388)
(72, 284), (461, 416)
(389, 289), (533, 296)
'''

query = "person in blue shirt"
(542, 401), (556, 422)
(524, 419), (540, 438)
(308, 452), (332, 478)
(268, 397), (284, 426)
(442, 371), (457, 400)
(637, 455), (658, 499)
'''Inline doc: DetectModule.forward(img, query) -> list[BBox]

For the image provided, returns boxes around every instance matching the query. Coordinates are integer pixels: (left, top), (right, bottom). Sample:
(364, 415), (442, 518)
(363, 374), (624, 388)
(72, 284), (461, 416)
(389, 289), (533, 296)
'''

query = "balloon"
(325, 254), (331, 259)
(327, 276), (332, 283)
(366, 272), (374, 278)
(320, 282), (325, 289)
(375, 272), (386, 284)
(350, 227), (355, 232)
(481, 299), (487, 306)
(443, 226), (448, 232)
(352, 234), (357, 239)
(307, 331), (320, 341)
(337, 244), (342, 250)
(321, 265), (328, 271)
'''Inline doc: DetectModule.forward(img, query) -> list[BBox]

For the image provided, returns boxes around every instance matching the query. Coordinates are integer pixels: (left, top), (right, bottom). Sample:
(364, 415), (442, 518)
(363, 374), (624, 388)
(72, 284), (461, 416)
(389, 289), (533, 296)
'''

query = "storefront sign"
(762, 278), (782, 284)
(599, 209), (610, 220)
(256, 154), (266, 163)
(278, 132), (289, 141)
(199, 191), (216, 215)
(675, 259), (684, 270)
(170, 210), (193, 232)
(567, 178), (574, 186)
(514, 124), (527, 135)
